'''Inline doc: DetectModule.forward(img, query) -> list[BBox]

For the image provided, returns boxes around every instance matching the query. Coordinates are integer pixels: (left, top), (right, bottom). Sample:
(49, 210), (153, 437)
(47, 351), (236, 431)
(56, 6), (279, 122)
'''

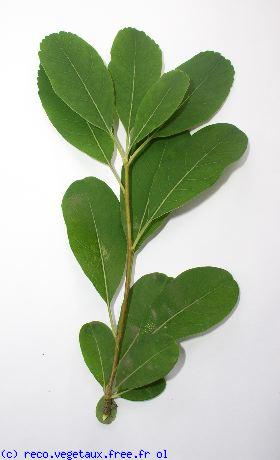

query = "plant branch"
(102, 157), (134, 419)
(128, 136), (153, 165)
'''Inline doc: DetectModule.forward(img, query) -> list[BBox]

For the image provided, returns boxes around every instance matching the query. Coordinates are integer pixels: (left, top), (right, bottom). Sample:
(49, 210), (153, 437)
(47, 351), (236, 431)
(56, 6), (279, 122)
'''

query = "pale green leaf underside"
(157, 51), (235, 137)
(38, 66), (114, 164)
(39, 32), (114, 132)
(62, 177), (126, 304)
(135, 123), (247, 241)
(131, 70), (190, 146)
(79, 321), (115, 389)
(109, 27), (162, 134)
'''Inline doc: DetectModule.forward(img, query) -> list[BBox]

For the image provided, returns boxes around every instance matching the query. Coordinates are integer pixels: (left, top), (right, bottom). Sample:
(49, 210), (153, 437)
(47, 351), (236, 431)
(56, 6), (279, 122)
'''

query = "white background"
(1, 0), (279, 458)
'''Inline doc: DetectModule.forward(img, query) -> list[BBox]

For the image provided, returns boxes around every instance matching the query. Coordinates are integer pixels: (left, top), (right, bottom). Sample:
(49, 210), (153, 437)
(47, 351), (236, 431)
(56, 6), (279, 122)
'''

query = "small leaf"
(38, 66), (114, 164)
(131, 70), (190, 146)
(79, 321), (115, 389)
(96, 396), (117, 424)
(115, 333), (179, 392)
(147, 267), (239, 340)
(157, 51), (234, 137)
(138, 124), (247, 232)
(62, 177), (126, 303)
(39, 32), (114, 132)
(121, 379), (166, 401)
(109, 27), (162, 134)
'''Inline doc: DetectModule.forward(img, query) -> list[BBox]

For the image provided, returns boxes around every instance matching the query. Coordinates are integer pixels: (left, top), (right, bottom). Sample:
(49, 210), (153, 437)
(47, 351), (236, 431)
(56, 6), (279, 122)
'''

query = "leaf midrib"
(59, 46), (110, 133)
(88, 198), (110, 306)
(133, 87), (172, 144)
(152, 278), (230, 334)
(89, 327), (106, 390)
(116, 342), (174, 390)
(148, 139), (223, 221)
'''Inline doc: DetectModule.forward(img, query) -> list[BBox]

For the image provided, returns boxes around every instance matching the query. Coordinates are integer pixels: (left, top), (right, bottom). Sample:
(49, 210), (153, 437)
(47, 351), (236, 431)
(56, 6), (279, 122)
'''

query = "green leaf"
(123, 133), (190, 249)
(121, 273), (172, 356)
(79, 321), (115, 389)
(146, 267), (239, 340)
(121, 379), (166, 401)
(115, 333), (179, 392)
(39, 32), (114, 132)
(131, 70), (190, 146)
(135, 124), (247, 238)
(62, 177), (126, 304)
(157, 51), (234, 137)
(38, 66), (114, 164)
(109, 27), (162, 134)
(96, 397), (117, 424)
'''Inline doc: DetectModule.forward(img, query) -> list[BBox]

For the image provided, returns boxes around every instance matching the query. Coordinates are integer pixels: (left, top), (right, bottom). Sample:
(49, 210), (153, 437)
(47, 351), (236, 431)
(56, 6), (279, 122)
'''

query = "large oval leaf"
(131, 70), (190, 146)
(38, 66), (114, 164)
(147, 267), (239, 340)
(62, 177), (126, 304)
(109, 28), (162, 135)
(133, 123), (247, 243)
(39, 32), (114, 132)
(157, 51), (234, 137)
(79, 321), (115, 389)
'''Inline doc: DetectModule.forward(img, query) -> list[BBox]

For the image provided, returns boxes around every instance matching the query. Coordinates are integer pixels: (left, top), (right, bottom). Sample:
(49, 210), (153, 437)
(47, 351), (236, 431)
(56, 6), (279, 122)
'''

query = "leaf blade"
(115, 333), (179, 392)
(131, 70), (190, 145)
(120, 379), (166, 401)
(147, 267), (239, 340)
(145, 124), (247, 225)
(38, 66), (114, 164)
(62, 177), (126, 303)
(39, 32), (114, 132)
(109, 27), (162, 134)
(79, 321), (115, 389)
(157, 51), (234, 137)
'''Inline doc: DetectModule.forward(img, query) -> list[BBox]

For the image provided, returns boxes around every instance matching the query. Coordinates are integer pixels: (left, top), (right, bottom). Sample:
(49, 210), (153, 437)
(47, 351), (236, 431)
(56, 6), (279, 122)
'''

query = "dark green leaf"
(115, 333), (179, 392)
(147, 267), (239, 340)
(157, 51), (234, 137)
(134, 124), (247, 241)
(121, 273), (172, 357)
(38, 66), (114, 164)
(79, 321), (115, 389)
(96, 397), (117, 424)
(62, 177), (126, 303)
(121, 379), (166, 401)
(39, 32), (114, 132)
(131, 70), (190, 146)
(123, 133), (190, 248)
(109, 27), (162, 135)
